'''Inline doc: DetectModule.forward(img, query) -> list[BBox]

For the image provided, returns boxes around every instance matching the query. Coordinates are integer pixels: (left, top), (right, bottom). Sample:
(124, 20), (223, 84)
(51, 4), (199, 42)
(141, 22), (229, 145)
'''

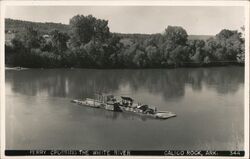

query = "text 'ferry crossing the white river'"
(71, 94), (177, 119)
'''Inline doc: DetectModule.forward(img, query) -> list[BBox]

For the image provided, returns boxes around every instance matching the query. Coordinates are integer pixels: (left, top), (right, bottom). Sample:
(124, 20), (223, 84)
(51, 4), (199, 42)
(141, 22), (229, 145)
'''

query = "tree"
(145, 45), (161, 67)
(94, 19), (110, 42)
(188, 39), (206, 63)
(69, 15), (96, 45)
(216, 29), (238, 40)
(215, 29), (244, 61)
(164, 26), (188, 46)
(169, 45), (190, 66)
(69, 14), (110, 47)
(133, 49), (147, 67)
(50, 29), (69, 54)
(16, 27), (41, 49)
(161, 26), (189, 66)
(106, 34), (123, 67)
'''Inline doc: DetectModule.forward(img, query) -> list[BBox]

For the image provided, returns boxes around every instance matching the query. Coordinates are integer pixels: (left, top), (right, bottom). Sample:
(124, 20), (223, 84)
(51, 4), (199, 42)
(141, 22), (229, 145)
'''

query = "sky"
(5, 6), (245, 35)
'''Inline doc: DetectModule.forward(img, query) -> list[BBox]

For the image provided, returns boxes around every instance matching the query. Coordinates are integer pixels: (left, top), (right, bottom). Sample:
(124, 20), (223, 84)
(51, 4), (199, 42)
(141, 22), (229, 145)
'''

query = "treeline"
(5, 15), (245, 68)
(5, 18), (211, 40)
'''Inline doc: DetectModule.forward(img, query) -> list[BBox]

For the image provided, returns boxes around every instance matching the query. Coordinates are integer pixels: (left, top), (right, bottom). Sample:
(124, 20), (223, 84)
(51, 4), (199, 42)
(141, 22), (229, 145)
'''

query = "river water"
(5, 67), (244, 150)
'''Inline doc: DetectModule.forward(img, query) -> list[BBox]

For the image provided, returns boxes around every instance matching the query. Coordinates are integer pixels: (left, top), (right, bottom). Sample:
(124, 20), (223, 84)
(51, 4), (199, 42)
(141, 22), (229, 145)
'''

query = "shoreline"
(5, 64), (244, 70)
(5, 66), (29, 70)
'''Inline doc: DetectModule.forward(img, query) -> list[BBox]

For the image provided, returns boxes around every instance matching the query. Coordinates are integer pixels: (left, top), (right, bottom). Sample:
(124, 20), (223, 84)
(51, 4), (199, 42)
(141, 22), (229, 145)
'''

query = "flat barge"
(71, 94), (176, 119)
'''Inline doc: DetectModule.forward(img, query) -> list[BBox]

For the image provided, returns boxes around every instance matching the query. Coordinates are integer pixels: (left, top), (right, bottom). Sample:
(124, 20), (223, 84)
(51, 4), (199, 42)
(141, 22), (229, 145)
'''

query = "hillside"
(5, 18), (213, 40)
(5, 18), (70, 34)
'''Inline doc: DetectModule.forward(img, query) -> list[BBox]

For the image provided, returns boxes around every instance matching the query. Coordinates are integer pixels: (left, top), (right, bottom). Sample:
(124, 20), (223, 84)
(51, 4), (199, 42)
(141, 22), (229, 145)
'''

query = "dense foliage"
(5, 15), (245, 68)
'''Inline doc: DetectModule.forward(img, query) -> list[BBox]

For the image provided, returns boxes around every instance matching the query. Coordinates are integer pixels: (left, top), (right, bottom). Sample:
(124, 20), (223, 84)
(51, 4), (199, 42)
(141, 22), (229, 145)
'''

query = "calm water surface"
(5, 67), (244, 150)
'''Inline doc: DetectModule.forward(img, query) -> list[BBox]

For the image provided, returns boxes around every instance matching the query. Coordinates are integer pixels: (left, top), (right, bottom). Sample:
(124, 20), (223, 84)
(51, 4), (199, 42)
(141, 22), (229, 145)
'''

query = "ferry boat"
(71, 94), (176, 119)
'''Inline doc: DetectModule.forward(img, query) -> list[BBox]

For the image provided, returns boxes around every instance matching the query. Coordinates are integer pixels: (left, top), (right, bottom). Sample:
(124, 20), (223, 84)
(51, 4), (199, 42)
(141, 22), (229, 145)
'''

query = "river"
(5, 67), (244, 150)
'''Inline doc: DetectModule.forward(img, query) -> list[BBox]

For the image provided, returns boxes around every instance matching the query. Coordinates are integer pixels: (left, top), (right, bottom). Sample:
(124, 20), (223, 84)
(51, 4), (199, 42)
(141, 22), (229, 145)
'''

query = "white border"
(0, 1), (249, 159)
(244, 3), (249, 159)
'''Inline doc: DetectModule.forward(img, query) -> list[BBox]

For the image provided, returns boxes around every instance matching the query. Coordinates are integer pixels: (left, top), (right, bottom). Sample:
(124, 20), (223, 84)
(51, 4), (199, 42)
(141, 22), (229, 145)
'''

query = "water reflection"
(6, 67), (244, 101)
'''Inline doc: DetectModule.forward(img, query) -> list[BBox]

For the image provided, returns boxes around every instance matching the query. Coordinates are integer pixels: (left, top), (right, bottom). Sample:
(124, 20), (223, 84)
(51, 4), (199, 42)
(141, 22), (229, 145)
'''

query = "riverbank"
(5, 62), (244, 70)
(5, 67), (29, 70)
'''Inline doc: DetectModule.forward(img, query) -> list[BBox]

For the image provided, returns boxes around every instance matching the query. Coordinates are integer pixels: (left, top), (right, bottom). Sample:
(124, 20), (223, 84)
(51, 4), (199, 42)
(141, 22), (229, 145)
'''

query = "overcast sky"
(5, 6), (245, 35)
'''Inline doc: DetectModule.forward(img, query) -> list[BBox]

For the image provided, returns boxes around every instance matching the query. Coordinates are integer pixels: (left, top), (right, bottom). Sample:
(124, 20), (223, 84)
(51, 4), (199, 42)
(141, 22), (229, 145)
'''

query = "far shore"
(5, 66), (29, 70)
(5, 63), (244, 70)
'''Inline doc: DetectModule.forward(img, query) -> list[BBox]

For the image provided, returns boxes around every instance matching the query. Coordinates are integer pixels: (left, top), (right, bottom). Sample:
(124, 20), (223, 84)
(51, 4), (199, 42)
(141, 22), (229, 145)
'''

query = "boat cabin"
(121, 96), (134, 107)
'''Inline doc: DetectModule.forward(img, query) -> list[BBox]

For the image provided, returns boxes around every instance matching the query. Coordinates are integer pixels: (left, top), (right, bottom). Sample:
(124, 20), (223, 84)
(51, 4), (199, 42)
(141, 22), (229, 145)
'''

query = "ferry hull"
(71, 99), (176, 120)
(119, 107), (176, 119)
